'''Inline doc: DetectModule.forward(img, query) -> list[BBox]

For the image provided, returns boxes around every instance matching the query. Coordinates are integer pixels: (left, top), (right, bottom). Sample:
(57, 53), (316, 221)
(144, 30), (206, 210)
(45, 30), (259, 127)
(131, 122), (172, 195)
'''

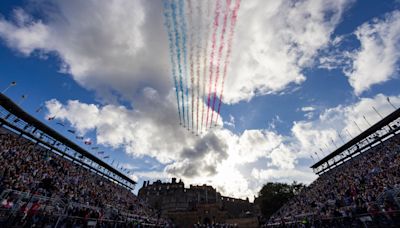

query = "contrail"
(178, 0), (190, 129)
(215, 0), (241, 125)
(171, 0), (186, 127)
(201, 0), (212, 133)
(195, 1), (202, 135)
(210, 0), (231, 128)
(205, 0), (221, 129)
(162, 0), (182, 124)
(188, 0), (195, 132)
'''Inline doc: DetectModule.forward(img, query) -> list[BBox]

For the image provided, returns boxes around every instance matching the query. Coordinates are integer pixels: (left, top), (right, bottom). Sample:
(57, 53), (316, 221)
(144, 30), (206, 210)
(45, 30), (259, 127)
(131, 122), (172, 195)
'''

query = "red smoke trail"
(201, 0), (212, 133)
(215, 0), (241, 125)
(205, 0), (221, 129)
(188, 0), (195, 132)
(210, 0), (231, 128)
(196, 2), (202, 135)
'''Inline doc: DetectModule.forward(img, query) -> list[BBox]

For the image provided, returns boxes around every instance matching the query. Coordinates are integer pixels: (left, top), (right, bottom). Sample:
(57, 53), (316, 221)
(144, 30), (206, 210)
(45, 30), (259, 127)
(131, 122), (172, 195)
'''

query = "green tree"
(255, 182), (305, 219)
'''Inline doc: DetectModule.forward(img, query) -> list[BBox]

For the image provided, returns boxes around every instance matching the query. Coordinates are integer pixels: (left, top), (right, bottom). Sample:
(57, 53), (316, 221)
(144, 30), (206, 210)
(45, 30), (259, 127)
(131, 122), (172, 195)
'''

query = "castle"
(138, 178), (259, 227)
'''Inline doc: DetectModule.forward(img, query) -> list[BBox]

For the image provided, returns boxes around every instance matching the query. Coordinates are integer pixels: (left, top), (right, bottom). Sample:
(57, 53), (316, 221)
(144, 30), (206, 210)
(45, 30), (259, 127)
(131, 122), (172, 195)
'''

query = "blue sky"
(0, 0), (399, 199)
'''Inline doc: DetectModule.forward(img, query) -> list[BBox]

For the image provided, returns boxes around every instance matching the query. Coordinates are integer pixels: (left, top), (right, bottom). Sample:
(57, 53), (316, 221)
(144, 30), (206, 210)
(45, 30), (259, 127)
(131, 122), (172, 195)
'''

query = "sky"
(0, 0), (400, 201)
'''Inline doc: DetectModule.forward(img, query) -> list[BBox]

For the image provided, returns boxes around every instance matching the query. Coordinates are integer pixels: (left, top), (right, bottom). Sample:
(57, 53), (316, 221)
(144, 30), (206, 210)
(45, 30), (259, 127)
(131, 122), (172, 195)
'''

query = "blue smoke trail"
(162, 0), (182, 124)
(171, 0), (186, 126)
(178, 0), (190, 129)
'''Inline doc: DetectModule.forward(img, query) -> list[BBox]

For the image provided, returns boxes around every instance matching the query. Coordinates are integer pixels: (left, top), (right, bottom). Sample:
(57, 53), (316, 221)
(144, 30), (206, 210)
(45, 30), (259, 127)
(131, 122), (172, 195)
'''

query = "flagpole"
(346, 129), (353, 139)
(372, 106), (383, 119)
(330, 138), (337, 148)
(386, 97), (397, 110)
(2, 81), (17, 94)
(314, 152), (320, 160)
(363, 115), (371, 127)
(353, 121), (363, 133)
(17, 95), (27, 105)
(324, 143), (330, 152)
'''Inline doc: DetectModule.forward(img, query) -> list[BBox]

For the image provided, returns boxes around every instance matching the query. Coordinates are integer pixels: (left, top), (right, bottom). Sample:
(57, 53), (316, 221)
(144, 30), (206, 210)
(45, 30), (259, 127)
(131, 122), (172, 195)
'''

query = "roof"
(0, 93), (136, 186)
(310, 107), (400, 169)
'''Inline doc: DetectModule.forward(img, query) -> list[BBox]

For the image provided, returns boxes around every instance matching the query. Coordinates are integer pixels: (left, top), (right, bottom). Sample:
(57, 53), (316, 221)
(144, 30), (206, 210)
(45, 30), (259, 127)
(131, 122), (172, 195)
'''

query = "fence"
(0, 189), (167, 227)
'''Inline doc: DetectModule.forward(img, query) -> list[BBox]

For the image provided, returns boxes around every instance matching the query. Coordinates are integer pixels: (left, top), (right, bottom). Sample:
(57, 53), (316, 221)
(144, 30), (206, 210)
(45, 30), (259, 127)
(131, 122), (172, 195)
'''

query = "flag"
(35, 105), (43, 113)
(10, 81), (16, 86)
(76, 136), (84, 140)
(56, 122), (65, 127)
(48, 116), (56, 121)
(68, 129), (76, 134)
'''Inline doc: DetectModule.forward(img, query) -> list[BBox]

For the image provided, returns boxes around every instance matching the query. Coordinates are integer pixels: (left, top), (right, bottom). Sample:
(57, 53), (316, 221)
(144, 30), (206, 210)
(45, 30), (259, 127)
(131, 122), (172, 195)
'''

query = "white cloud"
(224, 0), (353, 103)
(45, 96), (285, 199)
(0, 0), (170, 102)
(345, 10), (400, 95)
(45, 93), (400, 199)
(251, 168), (316, 184)
(0, 0), (353, 104)
(291, 94), (400, 158)
(223, 114), (235, 128)
(301, 106), (316, 112)
(237, 130), (283, 163)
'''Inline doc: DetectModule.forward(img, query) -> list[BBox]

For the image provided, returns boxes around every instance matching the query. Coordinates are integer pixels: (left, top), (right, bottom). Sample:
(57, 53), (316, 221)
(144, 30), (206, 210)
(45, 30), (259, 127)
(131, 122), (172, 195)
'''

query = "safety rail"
(0, 189), (168, 227)
(265, 210), (400, 227)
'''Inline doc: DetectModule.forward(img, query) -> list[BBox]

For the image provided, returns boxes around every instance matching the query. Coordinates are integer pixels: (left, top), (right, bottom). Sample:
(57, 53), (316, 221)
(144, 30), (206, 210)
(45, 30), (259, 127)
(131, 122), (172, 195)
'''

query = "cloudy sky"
(0, 0), (400, 200)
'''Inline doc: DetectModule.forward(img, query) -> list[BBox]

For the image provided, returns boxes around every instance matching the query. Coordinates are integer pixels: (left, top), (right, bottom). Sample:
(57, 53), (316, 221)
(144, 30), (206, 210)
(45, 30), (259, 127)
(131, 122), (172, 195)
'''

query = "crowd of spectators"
(268, 132), (400, 226)
(0, 127), (170, 227)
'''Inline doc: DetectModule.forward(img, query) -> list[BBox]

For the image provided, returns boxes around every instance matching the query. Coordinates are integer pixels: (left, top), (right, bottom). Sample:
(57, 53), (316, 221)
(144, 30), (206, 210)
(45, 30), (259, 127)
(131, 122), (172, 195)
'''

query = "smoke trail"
(171, 0), (185, 126)
(178, 0), (189, 129)
(195, 1), (202, 135)
(210, 0), (231, 128)
(205, 0), (221, 129)
(162, 0), (182, 123)
(187, 0), (195, 132)
(201, 0), (212, 133)
(215, 0), (241, 125)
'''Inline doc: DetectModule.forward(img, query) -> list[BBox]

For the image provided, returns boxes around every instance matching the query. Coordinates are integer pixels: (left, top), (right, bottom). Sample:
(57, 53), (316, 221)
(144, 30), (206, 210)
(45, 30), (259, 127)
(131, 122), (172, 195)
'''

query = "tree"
(255, 182), (305, 219)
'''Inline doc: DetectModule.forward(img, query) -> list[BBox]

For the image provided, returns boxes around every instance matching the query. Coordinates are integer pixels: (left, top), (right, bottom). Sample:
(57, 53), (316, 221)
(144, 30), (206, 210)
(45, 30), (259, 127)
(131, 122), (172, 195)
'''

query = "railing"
(265, 210), (400, 227)
(1, 210), (165, 228)
(267, 187), (400, 228)
(0, 189), (168, 227)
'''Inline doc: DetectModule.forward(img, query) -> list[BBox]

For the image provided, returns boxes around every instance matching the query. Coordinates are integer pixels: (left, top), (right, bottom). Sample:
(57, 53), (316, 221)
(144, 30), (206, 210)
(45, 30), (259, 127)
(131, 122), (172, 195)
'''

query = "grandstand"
(0, 93), (170, 227)
(266, 107), (400, 227)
